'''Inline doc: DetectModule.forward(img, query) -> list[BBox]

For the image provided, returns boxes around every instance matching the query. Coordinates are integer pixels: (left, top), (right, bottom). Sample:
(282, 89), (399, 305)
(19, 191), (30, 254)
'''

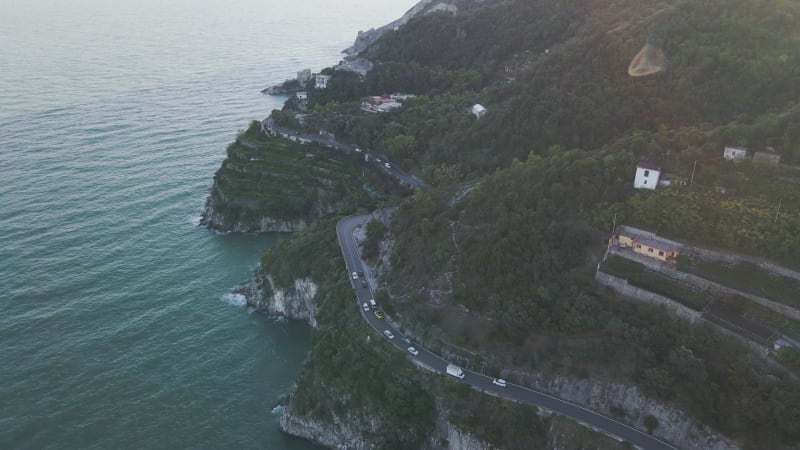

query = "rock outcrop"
(200, 195), (307, 233)
(237, 270), (318, 327)
(280, 406), (370, 449)
(513, 372), (739, 450)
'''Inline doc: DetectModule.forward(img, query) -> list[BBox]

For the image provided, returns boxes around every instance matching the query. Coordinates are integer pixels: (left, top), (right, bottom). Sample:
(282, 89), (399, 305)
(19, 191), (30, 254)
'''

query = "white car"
(362, 302), (369, 312)
(383, 330), (395, 339)
(407, 346), (419, 356)
(384, 162), (392, 169)
(492, 378), (507, 387)
(352, 271), (358, 280)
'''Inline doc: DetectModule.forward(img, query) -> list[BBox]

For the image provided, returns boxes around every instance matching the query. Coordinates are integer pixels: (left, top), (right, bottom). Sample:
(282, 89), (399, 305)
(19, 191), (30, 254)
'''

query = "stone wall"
(595, 270), (702, 323)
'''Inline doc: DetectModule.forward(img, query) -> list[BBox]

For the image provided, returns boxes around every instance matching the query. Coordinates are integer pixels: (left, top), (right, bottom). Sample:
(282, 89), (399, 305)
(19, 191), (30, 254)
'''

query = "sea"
(0, 0), (415, 448)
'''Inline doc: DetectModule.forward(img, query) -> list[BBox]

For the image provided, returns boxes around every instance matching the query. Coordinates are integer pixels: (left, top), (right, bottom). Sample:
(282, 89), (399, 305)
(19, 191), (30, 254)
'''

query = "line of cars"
(352, 264), (506, 389)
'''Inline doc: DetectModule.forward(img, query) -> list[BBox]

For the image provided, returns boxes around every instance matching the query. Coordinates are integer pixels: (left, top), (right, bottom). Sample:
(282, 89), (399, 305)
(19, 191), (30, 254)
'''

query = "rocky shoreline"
(199, 197), (307, 233)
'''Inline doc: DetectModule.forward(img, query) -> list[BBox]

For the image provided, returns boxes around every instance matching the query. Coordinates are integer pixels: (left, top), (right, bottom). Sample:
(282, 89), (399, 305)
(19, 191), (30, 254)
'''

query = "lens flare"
(628, 44), (666, 77)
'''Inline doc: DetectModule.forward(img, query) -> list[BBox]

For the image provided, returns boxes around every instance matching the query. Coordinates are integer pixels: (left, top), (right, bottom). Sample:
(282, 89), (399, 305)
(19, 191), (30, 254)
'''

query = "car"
(357, 270), (364, 277)
(362, 302), (369, 312)
(407, 346), (419, 356)
(354, 147), (362, 153)
(492, 378), (507, 387)
(351, 271), (358, 280)
(360, 279), (368, 288)
(384, 162), (392, 169)
(402, 336), (412, 344)
(383, 329), (394, 339)
(374, 310), (383, 319)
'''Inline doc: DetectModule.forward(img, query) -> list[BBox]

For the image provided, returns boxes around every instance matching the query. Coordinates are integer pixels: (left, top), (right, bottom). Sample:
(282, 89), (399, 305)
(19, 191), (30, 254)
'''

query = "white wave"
(271, 405), (285, 415)
(189, 214), (202, 227)
(221, 292), (247, 307)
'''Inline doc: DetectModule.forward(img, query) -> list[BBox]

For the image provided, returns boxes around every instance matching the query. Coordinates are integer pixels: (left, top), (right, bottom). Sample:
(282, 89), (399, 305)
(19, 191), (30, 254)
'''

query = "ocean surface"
(0, 0), (415, 448)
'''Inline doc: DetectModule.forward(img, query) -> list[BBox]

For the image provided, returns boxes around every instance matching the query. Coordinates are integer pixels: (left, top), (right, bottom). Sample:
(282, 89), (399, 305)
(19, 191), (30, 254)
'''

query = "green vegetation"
(600, 255), (709, 310)
(261, 220), (435, 448)
(777, 347), (800, 372)
(218, 0), (800, 447)
(679, 259), (800, 309)
(206, 121), (407, 230)
(717, 295), (800, 341)
(361, 218), (386, 262)
(382, 154), (800, 446)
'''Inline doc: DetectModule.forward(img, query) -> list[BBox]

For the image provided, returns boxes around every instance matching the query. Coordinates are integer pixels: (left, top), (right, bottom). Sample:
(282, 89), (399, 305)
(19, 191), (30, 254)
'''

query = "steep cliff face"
(515, 372), (739, 450)
(200, 195), (308, 233)
(280, 406), (371, 450)
(237, 269), (318, 327)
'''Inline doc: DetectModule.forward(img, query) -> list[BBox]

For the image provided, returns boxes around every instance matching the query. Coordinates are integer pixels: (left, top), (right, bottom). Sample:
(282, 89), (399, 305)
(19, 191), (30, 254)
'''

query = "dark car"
(360, 279), (368, 288)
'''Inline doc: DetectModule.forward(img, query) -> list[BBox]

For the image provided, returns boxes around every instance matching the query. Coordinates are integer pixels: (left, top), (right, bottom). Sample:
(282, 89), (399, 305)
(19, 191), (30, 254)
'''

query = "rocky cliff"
(513, 371), (739, 450)
(200, 195), (308, 233)
(280, 406), (371, 449)
(236, 269), (318, 327)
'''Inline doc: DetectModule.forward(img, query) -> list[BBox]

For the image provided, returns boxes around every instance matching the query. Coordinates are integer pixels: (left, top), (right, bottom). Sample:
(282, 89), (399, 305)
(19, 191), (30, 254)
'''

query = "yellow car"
(374, 310), (383, 319)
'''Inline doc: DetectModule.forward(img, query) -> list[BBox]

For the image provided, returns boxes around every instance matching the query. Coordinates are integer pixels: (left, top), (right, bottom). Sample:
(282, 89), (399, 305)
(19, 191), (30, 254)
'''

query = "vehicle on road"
(407, 346), (419, 356)
(383, 329), (394, 339)
(362, 302), (369, 312)
(355, 147), (362, 153)
(384, 162), (392, 169)
(402, 336), (412, 344)
(360, 279), (368, 288)
(374, 310), (383, 319)
(369, 298), (376, 308)
(357, 270), (364, 277)
(492, 378), (507, 387)
(351, 271), (358, 280)
(446, 364), (465, 379)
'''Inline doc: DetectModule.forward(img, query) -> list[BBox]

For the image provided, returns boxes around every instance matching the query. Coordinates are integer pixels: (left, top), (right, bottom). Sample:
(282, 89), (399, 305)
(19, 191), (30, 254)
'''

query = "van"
(369, 298), (377, 308)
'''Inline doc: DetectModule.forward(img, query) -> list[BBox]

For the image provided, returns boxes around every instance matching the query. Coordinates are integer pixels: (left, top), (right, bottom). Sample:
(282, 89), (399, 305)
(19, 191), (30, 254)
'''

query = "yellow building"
(616, 225), (682, 263)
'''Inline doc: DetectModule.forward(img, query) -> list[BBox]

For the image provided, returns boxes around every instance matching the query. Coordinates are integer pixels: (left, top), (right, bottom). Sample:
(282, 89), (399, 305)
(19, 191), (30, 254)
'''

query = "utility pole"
(689, 160), (697, 191)
(775, 199), (782, 223)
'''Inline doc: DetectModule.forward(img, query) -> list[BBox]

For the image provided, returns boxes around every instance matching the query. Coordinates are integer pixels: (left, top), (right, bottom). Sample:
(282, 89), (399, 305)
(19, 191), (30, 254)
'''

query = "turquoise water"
(0, 1), (414, 448)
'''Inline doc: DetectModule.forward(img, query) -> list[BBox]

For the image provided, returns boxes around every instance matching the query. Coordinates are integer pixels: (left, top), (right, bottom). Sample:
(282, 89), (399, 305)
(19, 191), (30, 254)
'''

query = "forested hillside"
(264, 0), (800, 447)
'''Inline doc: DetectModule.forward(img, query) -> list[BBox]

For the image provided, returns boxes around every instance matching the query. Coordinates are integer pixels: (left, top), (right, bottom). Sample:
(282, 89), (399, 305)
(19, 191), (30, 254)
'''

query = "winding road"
(336, 213), (678, 450)
(262, 117), (424, 189)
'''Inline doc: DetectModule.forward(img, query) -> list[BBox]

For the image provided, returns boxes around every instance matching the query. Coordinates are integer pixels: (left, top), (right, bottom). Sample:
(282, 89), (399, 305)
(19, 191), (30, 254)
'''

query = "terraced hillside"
(201, 121), (383, 232)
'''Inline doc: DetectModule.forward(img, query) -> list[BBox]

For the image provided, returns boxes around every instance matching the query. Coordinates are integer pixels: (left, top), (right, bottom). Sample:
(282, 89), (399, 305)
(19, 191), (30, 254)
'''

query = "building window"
(658, 251), (665, 256)
(648, 248), (654, 253)
(636, 244), (641, 249)
(644, 170), (650, 177)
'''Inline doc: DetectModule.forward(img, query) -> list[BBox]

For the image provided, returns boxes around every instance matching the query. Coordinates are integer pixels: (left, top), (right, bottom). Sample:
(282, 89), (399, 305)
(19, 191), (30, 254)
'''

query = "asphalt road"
(336, 213), (678, 450)
(262, 117), (424, 189)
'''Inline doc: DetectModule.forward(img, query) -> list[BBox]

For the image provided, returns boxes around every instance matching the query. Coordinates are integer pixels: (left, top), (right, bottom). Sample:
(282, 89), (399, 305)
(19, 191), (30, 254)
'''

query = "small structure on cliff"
(614, 225), (683, 263)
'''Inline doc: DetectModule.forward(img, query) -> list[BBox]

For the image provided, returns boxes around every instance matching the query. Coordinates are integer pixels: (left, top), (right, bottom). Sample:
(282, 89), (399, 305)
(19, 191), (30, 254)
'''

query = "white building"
(472, 104), (487, 119)
(634, 162), (661, 190)
(723, 146), (748, 162)
(314, 74), (331, 89)
(296, 91), (308, 101)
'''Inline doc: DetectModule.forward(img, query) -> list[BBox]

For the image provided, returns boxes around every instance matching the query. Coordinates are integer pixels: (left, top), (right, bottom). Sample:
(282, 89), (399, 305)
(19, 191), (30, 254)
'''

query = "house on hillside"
(615, 225), (683, 263)
(314, 74), (331, 89)
(723, 146), (748, 162)
(633, 162), (661, 190)
(472, 103), (487, 119)
(360, 96), (402, 113)
(296, 91), (308, 101)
